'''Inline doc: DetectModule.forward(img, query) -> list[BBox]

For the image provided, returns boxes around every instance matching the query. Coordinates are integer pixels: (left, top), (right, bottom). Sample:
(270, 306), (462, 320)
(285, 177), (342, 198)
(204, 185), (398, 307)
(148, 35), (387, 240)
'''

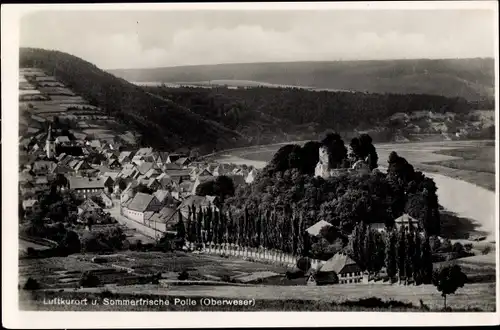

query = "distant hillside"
(109, 58), (495, 102)
(19, 48), (241, 152)
(144, 85), (494, 145)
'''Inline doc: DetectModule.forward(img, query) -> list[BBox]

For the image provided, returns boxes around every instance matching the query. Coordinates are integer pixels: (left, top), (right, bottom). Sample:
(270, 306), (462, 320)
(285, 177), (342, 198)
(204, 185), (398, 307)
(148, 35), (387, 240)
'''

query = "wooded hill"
(144, 85), (494, 145)
(110, 58), (495, 102)
(19, 48), (241, 153)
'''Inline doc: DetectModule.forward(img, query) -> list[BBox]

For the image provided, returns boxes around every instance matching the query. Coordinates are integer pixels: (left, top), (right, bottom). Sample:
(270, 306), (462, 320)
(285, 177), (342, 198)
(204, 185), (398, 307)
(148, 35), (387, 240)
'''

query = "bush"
(482, 245), (492, 255)
(79, 271), (100, 288)
(337, 297), (414, 309)
(296, 257), (312, 272)
(285, 269), (305, 280)
(463, 243), (473, 252)
(220, 274), (232, 282)
(178, 270), (189, 281)
(23, 277), (40, 290)
(26, 247), (37, 256)
(440, 238), (452, 253)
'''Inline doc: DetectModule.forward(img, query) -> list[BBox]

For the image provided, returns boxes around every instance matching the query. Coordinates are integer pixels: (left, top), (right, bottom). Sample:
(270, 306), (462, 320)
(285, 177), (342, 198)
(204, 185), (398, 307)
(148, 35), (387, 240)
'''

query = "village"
(16, 66), (495, 312)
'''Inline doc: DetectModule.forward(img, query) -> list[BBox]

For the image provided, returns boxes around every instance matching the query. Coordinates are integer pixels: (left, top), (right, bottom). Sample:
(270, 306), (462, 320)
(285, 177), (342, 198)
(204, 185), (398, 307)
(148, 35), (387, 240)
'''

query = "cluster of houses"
(19, 123), (259, 231)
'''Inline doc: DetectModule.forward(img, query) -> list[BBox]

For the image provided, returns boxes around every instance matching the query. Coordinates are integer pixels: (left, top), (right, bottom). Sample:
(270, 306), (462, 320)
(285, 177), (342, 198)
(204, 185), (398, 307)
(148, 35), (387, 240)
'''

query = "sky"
(19, 9), (496, 70)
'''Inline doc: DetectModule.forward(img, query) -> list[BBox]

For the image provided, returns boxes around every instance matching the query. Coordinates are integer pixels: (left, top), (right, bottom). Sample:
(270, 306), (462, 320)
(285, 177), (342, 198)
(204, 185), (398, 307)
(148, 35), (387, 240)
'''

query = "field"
(19, 249), (497, 311)
(19, 280), (496, 312)
(18, 251), (289, 290)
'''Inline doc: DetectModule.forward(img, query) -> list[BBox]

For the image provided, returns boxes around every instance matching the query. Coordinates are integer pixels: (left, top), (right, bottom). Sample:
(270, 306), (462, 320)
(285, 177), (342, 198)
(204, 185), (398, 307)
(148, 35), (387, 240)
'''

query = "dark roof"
(319, 253), (360, 274)
(166, 169), (191, 177)
(138, 162), (155, 175)
(126, 193), (156, 212)
(68, 176), (105, 190)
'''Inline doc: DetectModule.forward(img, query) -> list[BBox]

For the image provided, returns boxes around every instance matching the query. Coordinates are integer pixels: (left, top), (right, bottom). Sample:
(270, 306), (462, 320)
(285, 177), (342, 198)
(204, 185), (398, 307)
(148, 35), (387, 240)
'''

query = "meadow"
(19, 249), (497, 312)
(20, 281), (496, 311)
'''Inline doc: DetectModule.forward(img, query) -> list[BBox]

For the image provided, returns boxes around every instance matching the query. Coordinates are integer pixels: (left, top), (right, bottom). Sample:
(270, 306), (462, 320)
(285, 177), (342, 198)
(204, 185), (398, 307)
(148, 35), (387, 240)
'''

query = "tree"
(196, 206), (203, 244)
(412, 232), (422, 285)
(385, 229), (398, 282)
(300, 141), (321, 174)
(175, 211), (186, 241)
(363, 228), (375, 273)
(195, 176), (235, 202)
(296, 257), (312, 272)
(80, 271), (100, 288)
(23, 277), (40, 290)
(404, 229), (415, 284)
(321, 132), (348, 169)
(349, 134), (379, 170)
(432, 265), (467, 310)
(440, 238), (452, 252)
(429, 236), (441, 253)
(91, 195), (105, 208)
(396, 225), (407, 283)
(132, 184), (153, 195)
(420, 235), (433, 284)
(59, 230), (81, 254)
(452, 242), (465, 256)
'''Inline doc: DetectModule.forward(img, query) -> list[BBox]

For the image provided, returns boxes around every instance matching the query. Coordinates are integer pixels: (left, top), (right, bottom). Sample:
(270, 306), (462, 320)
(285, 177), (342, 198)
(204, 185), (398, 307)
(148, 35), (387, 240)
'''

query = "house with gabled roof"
(20, 181), (36, 195)
(394, 213), (420, 231)
(309, 252), (363, 285)
(78, 198), (101, 215)
(22, 199), (38, 212)
(122, 192), (163, 224)
(88, 140), (102, 150)
(174, 157), (191, 167)
(153, 151), (170, 166)
(146, 178), (161, 191)
(55, 136), (70, 144)
(117, 163), (139, 180)
(245, 168), (259, 184)
(118, 151), (133, 164)
(99, 192), (113, 208)
(165, 169), (191, 184)
(107, 158), (121, 169)
(166, 153), (185, 164)
(68, 176), (105, 198)
(306, 220), (333, 237)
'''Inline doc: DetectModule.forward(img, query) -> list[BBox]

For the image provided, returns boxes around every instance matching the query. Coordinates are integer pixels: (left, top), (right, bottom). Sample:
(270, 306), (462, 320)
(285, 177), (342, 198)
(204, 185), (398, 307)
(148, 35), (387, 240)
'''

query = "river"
(212, 141), (497, 241)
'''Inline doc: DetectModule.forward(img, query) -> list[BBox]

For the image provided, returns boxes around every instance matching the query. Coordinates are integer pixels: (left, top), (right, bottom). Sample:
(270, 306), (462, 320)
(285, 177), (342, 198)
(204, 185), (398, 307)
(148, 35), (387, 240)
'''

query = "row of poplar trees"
(349, 220), (434, 285)
(177, 204), (312, 256)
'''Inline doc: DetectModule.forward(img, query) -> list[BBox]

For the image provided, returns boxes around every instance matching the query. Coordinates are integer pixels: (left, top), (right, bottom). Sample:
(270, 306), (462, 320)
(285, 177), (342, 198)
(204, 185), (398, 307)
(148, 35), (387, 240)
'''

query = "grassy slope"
(19, 48), (240, 151)
(109, 58), (495, 101)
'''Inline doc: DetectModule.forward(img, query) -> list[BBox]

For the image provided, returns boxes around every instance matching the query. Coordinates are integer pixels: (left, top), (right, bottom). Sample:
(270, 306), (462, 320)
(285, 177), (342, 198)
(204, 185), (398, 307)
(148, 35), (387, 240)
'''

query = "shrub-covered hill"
(19, 47), (241, 152)
(110, 58), (495, 102)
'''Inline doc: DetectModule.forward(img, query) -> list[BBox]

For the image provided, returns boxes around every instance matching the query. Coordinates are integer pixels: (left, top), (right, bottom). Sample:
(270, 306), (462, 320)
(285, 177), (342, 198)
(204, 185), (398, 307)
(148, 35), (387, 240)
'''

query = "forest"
(145, 85), (493, 144)
(170, 133), (443, 284)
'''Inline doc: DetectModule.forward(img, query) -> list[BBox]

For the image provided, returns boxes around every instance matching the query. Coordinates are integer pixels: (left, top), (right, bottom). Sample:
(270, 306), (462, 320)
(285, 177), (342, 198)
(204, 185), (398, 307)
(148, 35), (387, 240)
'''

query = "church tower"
(46, 124), (55, 158)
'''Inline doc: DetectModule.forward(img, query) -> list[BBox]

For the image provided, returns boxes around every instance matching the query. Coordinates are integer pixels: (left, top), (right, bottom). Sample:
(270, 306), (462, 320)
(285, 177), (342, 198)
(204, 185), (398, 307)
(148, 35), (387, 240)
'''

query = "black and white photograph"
(2, 1), (499, 327)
